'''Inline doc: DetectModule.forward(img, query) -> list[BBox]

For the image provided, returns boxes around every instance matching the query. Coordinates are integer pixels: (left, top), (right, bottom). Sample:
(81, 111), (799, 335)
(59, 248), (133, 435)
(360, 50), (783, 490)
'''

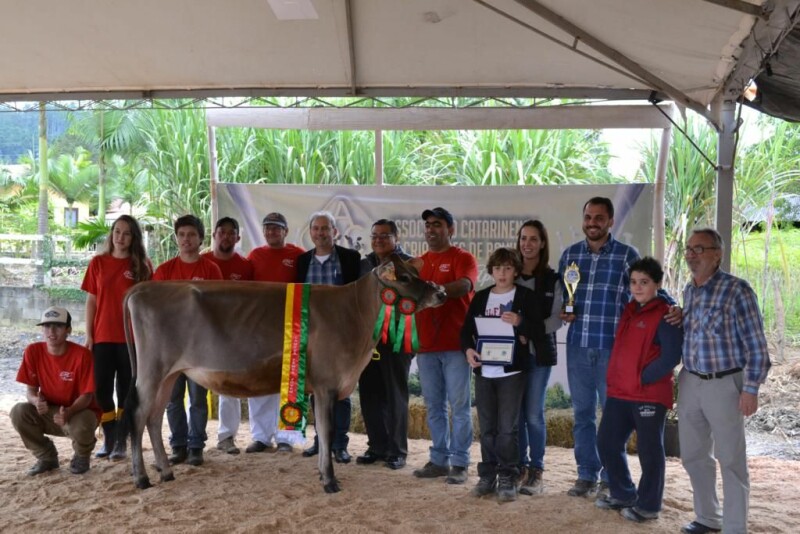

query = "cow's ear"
(376, 262), (397, 281)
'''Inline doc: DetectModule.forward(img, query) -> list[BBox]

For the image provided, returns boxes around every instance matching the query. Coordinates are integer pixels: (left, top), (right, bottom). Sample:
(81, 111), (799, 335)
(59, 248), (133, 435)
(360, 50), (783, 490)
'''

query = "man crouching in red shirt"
(11, 306), (101, 476)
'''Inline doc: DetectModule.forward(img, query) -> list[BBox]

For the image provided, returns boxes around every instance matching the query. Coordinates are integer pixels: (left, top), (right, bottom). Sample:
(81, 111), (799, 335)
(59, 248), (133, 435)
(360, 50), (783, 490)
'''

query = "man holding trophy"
(558, 197), (644, 499)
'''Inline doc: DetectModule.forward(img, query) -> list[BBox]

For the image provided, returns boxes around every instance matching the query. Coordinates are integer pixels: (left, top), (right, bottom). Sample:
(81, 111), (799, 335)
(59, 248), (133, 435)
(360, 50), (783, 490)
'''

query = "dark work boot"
(471, 463), (497, 497)
(95, 420), (116, 459)
(169, 446), (188, 465)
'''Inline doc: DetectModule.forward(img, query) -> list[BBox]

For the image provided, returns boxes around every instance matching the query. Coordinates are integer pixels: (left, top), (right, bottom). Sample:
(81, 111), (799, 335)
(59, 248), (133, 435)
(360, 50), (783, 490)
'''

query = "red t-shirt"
(416, 246), (478, 352)
(16, 341), (102, 421)
(153, 255), (224, 281)
(81, 254), (148, 343)
(201, 252), (254, 281)
(247, 244), (305, 282)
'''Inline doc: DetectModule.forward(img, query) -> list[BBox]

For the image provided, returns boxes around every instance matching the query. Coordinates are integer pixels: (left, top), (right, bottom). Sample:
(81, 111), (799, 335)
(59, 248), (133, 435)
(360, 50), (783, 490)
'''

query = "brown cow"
(123, 254), (445, 493)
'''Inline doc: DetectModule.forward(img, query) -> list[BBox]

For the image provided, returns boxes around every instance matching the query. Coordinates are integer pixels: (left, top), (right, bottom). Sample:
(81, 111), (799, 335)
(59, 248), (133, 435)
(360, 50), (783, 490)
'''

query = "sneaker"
(27, 458), (59, 476)
(245, 440), (273, 453)
(595, 494), (636, 510)
(496, 475), (517, 503)
(621, 507), (659, 522)
(217, 437), (240, 455)
(413, 461), (449, 479)
(186, 448), (204, 466)
(596, 480), (610, 500)
(519, 467), (544, 496)
(276, 442), (293, 452)
(566, 478), (597, 497)
(169, 446), (188, 465)
(446, 465), (468, 485)
(471, 476), (497, 497)
(69, 455), (90, 475)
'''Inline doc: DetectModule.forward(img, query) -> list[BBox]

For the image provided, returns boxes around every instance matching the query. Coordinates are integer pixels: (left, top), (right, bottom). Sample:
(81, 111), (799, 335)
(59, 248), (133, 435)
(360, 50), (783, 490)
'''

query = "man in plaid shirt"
(558, 197), (641, 499)
(677, 228), (770, 534)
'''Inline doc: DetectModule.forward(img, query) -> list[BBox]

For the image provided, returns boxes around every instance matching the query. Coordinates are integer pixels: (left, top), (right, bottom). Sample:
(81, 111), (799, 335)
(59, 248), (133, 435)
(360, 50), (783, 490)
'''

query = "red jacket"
(606, 298), (673, 408)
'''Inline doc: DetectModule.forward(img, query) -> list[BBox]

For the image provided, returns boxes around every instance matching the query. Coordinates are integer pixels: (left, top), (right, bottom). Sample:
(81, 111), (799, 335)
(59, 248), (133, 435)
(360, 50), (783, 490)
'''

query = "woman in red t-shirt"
(81, 215), (152, 460)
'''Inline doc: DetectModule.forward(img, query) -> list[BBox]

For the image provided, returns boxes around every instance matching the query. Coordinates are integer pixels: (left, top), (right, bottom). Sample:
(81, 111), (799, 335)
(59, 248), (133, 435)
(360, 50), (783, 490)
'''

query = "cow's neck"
(353, 272), (383, 325)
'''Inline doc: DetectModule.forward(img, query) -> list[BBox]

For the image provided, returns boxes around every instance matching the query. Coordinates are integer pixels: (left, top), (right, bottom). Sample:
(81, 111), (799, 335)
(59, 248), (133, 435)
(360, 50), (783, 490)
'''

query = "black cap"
(215, 217), (239, 233)
(421, 207), (454, 227)
(262, 212), (288, 228)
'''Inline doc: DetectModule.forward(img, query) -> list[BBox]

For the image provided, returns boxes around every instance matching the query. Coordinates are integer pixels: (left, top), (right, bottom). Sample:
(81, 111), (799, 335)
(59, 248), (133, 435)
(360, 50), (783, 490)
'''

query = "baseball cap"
(421, 207), (454, 227)
(36, 306), (72, 327)
(262, 212), (288, 228)
(215, 216), (240, 233)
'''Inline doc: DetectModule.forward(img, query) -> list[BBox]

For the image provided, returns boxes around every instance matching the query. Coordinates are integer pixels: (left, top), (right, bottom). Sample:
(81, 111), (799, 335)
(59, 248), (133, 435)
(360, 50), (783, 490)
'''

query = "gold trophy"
(563, 262), (581, 314)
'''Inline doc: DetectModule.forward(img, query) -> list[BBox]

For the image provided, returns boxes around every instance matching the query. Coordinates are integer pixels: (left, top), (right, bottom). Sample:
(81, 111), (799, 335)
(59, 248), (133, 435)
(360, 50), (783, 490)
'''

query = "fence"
(0, 234), (93, 266)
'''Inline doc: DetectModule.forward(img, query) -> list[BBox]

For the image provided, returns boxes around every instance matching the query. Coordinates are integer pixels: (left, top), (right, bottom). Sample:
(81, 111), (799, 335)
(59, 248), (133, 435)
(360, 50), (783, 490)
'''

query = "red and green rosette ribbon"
(372, 288), (420, 353)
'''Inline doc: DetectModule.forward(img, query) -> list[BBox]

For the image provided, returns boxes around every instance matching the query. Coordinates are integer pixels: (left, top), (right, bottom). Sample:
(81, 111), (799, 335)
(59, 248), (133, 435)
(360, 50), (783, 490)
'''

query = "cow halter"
(372, 276), (420, 353)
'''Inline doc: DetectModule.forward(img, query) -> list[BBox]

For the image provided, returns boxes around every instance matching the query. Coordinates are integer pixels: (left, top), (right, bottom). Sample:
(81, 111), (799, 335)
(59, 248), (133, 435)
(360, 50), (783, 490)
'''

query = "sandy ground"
(1, 326), (799, 533)
(0, 414), (798, 534)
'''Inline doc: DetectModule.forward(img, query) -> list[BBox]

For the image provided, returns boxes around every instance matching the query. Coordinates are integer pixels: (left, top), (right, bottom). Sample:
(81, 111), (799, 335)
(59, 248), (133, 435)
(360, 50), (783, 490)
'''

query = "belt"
(688, 368), (742, 380)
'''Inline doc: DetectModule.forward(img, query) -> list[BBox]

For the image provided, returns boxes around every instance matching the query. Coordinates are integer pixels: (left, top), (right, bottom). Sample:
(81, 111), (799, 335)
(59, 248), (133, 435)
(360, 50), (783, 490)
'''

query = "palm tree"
(69, 108), (146, 221)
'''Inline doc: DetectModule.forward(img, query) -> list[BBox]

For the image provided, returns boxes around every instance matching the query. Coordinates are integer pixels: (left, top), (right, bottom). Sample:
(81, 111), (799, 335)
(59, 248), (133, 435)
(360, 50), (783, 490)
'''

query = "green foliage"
(73, 219), (110, 250)
(36, 285), (85, 302)
(637, 116), (718, 292)
(731, 227), (800, 342)
(545, 383), (572, 410)
(408, 371), (422, 397)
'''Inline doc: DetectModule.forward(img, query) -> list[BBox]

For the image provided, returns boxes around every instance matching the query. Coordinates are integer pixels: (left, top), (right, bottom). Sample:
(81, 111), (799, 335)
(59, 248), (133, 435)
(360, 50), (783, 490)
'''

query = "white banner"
(217, 183), (653, 289)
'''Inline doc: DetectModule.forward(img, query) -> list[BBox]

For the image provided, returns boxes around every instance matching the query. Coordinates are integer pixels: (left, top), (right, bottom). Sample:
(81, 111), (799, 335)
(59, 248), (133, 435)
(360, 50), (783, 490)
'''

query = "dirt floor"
(0, 327), (798, 533)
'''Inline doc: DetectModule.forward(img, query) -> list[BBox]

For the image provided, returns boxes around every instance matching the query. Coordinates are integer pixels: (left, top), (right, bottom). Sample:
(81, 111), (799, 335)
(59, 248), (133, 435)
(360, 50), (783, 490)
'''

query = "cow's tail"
(122, 291), (139, 433)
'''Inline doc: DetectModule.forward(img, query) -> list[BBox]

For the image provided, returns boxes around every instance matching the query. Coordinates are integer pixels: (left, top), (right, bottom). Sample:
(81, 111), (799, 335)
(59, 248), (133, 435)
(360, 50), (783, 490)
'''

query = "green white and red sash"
(276, 283), (310, 446)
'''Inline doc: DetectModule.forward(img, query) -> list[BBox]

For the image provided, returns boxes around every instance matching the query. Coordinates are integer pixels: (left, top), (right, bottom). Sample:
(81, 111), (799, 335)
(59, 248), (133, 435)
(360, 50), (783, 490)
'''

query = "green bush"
(545, 383), (571, 410)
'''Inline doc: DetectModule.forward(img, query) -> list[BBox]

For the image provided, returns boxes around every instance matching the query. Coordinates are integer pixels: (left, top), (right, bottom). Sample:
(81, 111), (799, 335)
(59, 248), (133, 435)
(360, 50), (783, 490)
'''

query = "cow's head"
(374, 254), (447, 312)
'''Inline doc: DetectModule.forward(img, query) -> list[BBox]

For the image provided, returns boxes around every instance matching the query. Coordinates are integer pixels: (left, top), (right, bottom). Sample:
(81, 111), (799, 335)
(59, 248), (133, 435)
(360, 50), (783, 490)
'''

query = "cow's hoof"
(135, 477), (152, 490)
(323, 479), (341, 493)
(160, 472), (175, 483)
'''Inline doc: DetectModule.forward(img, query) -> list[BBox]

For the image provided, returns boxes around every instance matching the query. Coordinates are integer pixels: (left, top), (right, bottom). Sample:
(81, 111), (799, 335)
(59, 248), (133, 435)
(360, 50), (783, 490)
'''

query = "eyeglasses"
(683, 245), (720, 256)
(370, 233), (395, 240)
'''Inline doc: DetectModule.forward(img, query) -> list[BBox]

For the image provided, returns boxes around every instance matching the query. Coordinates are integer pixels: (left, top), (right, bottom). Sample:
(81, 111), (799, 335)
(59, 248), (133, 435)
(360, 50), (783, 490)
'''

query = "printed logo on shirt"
(191, 276), (205, 280)
(59, 371), (75, 382)
(636, 320), (647, 329)
(230, 274), (243, 280)
(123, 270), (134, 280)
(638, 405), (657, 418)
(439, 263), (451, 273)
(282, 259), (295, 268)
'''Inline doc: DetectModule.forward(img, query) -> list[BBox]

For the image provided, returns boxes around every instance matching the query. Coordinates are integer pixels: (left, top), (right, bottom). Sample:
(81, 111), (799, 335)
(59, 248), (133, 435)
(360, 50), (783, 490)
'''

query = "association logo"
(124, 270), (134, 280)
(636, 320), (646, 329)
(439, 264), (451, 273)
(282, 259), (295, 268)
(230, 274), (242, 280)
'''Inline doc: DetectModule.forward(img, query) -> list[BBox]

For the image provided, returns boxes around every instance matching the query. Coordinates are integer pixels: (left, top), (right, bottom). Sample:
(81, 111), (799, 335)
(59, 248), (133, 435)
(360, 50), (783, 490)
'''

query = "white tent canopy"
(1, 0), (798, 121)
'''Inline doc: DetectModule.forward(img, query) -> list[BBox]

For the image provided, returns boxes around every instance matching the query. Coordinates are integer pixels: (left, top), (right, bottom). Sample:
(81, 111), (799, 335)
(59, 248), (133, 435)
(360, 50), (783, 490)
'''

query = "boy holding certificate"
(460, 247), (546, 502)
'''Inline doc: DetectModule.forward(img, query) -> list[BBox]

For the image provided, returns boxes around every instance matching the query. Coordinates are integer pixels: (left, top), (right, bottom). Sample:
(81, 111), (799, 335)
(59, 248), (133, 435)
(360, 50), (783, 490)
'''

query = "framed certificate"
(476, 337), (515, 365)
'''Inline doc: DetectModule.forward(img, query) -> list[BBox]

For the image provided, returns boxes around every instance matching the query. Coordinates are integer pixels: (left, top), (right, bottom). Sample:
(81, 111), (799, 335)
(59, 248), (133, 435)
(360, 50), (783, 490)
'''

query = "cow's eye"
(398, 273), (412, 283)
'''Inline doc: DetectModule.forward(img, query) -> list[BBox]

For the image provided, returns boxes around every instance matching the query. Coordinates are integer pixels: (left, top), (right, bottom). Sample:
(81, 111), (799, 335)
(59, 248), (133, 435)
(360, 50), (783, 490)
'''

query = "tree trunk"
(98, 109), (106, 222)
(35, 102), (49, 285)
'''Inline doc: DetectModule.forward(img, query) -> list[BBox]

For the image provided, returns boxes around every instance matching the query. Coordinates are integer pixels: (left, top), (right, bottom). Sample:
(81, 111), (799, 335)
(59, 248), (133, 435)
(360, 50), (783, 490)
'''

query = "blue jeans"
(167, 373), (208, 450)
(417, 351), (473, 468)
(518, 364), (552, 469)
(566, 344), (609, 482)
